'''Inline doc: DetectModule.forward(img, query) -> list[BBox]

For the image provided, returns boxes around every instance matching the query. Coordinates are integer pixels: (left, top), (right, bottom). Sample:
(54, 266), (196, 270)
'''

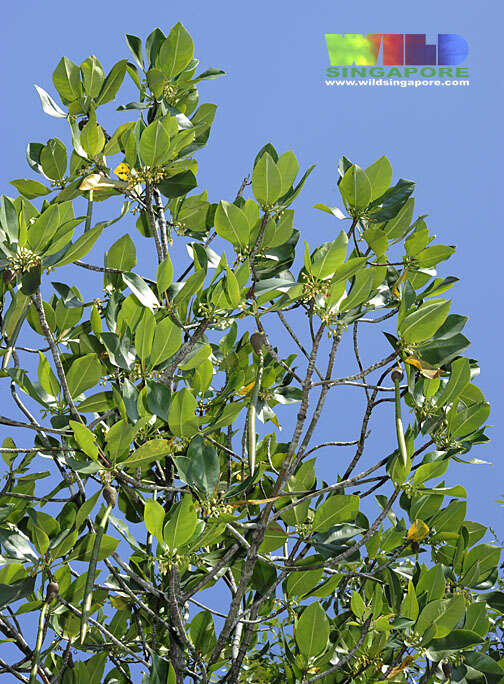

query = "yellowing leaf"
(238, 381), (255, 396)
(393, 267), (410, 298)
(387, 656), (415, 678)
(114, 162), (131, 181)
(408, 519), (429, 542)
(79, 173), (127, 191)
(405, 356), (440, 380)
(110, 595), (129, 610)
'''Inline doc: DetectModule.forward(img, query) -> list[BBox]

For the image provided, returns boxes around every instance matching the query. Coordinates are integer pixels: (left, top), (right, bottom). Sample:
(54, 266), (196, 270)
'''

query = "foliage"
(0, 22), (502, 684)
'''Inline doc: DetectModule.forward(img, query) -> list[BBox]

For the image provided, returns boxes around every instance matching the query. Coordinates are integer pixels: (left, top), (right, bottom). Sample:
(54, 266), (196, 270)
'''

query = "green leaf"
(329, 257), (367, 286)
(224, 266), (241, 307)
(462, 544), (501, 583)
(295, 601), (329, 658)
(40, 138), (67, 180)
(0, 577), (35, 610)
(66, 353), (103, 397)
(416, 244), (455, 269)
(80, 55), (105, 97)
(399, 299), (451, 344)
(172, 267), (206, 305)
(413, 459), (449, 486)
(163, 494), (198, 550)
(122, 272), (160, 309)
(214, 201), (250, 250)
(416, 565), (446, 601)
(312, 495), (359, 532)
(252, 152), (282, 206)
(415, 595), (465, 639)
(158, 171), (197, 198)
(105, 233), (137, 289)
(43, 217), (83, 257)
(27, 204), (60, 253)
(144, 499), (165, 546)
(405, 227), (430, 257)
(80, 119), (105, 158)
(146, 28), (166, 67)
(69, 420), (99, 462)
(34, 85), (66, 118)
(75, 491), (101, 531)
(168, 388), (199, 438)
(448, 402), (490, 439)
(54, 223), (104, 267)
(285, 565), (323, 598)
(310, 232), (348, 279)
(157, 255), (174, 292)
(365, 156), (393, 200)
(37, 351), (59, 397)
(121, 439), (172, 468)
(27, 512), (50, 553)
(78, 391), (114, 413)
(53, 56), (81, 102)
(339, 270), (374, 312)
(173, 435), (219, 497)
(258, 523), (288, 553)
(464, 652), (504, 677)
(339, 164), (372, 210)
(67, 533), (119, 562)
(464, 601), (490, 637)
(125, 34), (144, 70)
(145, 380), (171, 421)
(262, 209), (294, 249)
(369, 179), (415, 222)
(387, 446), (411, 485)
(146, 654), (176, 684)
(428, 629), (484, 654)
(135, 309), (155, 363)
(10, 179), (50, 200)
(140, 120), (171, 166)
(435, 357), (471, 408)
(313, 203), (346, 220)
(150, 317), (182, 367)
(351, 590), (367, 618)
(0, 194), (19, 243)
(157, 23), (194, 79)
(189, 611), (217, 655)
(276, 150), (299, 196)
(383, 197), (414, 239)
(96, 60), (128, 106)
(401, 580), (419, 621)
(100, 332), (135, 369)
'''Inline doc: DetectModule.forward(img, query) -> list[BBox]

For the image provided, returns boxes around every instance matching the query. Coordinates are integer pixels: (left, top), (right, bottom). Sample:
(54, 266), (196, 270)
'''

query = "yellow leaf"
(393, 267), (410, 298)
(110, 595), (129, 610)
(79, 173), (127, 192)
(238, 381), (255, 396)
(114, 162), (131, 181)
(405, 356), (440, 380)
(407, 519), (429, 542)
(387, 656), (415, 678)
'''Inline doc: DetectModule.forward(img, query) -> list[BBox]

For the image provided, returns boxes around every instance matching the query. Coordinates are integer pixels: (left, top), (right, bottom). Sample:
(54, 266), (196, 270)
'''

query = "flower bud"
(45, 581), (59, 603)
(250, 332), (266, 354)
(103, 485), (117, 507)
(391, 368), (404, 383)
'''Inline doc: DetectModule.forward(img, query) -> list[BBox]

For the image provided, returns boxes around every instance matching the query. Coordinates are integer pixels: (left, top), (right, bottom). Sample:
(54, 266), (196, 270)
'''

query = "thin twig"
(57, 596), (149, 667)
(302, 616), (372, 683)
(74, 261), (156, 286)
(31, 289), (80, 421)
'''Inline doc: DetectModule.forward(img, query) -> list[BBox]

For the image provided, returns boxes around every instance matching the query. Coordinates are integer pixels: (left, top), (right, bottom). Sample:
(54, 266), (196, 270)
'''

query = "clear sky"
(0, 0), (501, 676)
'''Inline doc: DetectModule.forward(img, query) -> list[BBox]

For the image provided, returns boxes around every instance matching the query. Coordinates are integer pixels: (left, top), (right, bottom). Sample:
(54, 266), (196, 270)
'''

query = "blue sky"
(0, 0), (501, 676)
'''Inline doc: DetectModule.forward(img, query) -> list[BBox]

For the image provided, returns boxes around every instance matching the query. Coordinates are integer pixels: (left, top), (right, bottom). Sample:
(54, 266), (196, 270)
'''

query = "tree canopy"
(0, 22), (502, 684)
